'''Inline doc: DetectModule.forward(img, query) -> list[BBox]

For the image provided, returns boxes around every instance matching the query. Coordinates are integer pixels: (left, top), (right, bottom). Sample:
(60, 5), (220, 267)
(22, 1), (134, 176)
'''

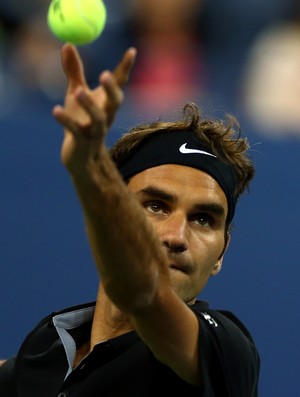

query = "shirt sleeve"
(192, 308), (260, 397)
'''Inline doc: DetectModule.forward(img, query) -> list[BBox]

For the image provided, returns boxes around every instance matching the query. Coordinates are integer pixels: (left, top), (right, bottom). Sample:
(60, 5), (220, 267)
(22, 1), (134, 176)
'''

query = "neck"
(90, 284), (133, 351)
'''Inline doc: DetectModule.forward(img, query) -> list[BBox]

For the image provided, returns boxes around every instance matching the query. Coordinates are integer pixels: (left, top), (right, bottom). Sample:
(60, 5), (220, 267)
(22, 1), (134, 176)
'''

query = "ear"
(210, 234), (231, 276)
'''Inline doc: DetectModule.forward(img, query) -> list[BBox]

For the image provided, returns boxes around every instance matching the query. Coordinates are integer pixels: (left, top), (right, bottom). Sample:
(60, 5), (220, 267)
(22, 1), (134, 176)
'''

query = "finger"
(113, 47), (137, 88)
(53, 92), (106, 139)
(100, 71), (124, 114)
(61, 44), (87, 93)
(52, 105), (83, 137)
(74, 88), (107, 134)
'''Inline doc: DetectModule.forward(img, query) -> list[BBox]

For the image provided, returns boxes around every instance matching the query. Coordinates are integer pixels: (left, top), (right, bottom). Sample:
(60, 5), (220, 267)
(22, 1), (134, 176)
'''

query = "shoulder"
(0, 302), (96, 396)
(190, 301), (260, 396)
(191, 300), (256, 342)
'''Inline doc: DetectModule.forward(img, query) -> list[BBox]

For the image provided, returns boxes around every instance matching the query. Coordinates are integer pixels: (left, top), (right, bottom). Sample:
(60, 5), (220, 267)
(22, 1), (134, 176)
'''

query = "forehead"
(128, 164), (227, 207)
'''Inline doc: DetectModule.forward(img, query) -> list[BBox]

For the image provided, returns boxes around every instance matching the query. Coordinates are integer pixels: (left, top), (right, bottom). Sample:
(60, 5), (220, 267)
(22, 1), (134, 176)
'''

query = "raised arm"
(52, 45), (201, 387)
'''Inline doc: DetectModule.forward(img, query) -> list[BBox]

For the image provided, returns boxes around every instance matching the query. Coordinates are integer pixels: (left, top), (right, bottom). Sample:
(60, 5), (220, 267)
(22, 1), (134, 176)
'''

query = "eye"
(190, 213), (214, 227)
(144, 201), (166, 215)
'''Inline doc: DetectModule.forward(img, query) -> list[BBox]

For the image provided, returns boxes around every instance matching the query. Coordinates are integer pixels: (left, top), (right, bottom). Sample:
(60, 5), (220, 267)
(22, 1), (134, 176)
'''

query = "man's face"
(127, 164), (229, 303)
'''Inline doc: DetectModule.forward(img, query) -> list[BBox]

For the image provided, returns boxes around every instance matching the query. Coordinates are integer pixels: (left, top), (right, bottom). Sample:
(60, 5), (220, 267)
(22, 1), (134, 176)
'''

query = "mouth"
(170, 264), (182, 272)
(169, 262), (190, 274)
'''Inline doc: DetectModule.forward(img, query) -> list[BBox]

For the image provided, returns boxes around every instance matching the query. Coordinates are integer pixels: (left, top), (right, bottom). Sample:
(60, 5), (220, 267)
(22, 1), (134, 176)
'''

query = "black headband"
(118, 131), (238, 224)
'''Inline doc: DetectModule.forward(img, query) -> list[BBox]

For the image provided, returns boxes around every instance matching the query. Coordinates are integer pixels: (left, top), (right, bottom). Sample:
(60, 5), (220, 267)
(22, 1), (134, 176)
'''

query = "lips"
(169, 261), (191, 274)
(170, 264), (182, 271)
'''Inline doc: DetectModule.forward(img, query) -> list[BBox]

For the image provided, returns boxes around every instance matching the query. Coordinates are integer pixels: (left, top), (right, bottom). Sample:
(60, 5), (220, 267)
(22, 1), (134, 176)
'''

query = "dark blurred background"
(1, 1), (300, 395)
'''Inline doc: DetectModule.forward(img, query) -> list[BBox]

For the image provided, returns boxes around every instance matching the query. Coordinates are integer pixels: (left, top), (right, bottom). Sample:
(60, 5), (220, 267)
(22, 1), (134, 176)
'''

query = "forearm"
(70, 146), (169, 312)
(52, 44), (162, 312)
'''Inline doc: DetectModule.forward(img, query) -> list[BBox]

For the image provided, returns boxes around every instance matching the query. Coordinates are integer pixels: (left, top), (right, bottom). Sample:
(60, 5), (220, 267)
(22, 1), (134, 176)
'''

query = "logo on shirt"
(201, 312), (218, 327)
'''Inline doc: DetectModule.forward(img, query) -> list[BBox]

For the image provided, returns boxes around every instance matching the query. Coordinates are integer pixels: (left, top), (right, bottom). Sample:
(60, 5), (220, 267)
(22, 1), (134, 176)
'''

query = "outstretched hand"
(52, 44), (137, 173)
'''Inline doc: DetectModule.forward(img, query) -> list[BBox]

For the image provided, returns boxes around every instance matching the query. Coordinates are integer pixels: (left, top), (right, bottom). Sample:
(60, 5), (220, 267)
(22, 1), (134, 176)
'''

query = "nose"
(160, 212), (189, 253)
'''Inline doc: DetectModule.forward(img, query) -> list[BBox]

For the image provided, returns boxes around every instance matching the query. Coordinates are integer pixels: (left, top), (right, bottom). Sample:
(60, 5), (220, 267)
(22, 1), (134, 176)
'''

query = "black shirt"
(0, 300), (260, 396)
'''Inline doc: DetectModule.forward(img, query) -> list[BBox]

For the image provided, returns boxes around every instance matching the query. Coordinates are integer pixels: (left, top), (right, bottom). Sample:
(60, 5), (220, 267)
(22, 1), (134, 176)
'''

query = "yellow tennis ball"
(47, 0), (107, 45)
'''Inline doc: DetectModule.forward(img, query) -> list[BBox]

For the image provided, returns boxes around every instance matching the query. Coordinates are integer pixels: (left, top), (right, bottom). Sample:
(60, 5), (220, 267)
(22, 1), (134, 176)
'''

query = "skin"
(0, 45), (231, 386)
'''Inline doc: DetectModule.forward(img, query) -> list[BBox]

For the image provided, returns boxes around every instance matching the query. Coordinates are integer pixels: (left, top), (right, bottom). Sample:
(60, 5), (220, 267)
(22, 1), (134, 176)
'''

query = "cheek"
(193, 233), (225, 267)
(144, 213), (164, 233)
(191, 236), (225, 293)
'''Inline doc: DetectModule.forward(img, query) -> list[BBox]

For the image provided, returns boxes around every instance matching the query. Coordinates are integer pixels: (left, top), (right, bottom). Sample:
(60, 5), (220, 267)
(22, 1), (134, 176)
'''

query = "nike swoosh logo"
(179, 143), (217, 157)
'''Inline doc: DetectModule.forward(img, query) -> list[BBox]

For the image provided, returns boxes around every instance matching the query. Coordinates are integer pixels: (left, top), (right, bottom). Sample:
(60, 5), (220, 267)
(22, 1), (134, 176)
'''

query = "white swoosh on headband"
(179, 143), (217, 157)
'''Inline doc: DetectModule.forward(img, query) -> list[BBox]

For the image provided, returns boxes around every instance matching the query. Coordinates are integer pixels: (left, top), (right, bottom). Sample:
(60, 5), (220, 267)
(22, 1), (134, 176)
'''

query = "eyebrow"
(137, 186), (226, 217)
(193, 203), (225, 217)
(138, 186), (176, 202)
